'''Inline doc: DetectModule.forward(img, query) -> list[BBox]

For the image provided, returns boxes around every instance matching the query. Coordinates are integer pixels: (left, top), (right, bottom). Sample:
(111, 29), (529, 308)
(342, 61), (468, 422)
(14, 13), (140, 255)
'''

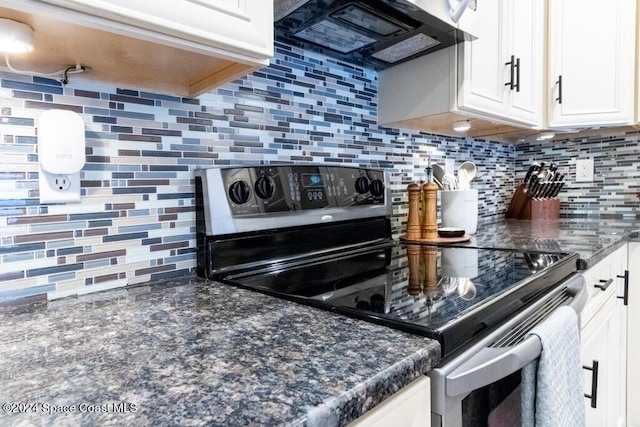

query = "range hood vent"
(274, 0), (475, 70)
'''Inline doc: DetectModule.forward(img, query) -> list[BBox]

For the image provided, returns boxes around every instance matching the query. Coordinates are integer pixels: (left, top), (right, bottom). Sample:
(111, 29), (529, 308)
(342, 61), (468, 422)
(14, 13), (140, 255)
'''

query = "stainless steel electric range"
(195, 165), (587, 426)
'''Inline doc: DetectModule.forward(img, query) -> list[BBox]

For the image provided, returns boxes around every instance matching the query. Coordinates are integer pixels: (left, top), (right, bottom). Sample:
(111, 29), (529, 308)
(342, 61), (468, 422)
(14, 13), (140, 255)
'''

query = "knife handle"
(523, 163), (539, 186)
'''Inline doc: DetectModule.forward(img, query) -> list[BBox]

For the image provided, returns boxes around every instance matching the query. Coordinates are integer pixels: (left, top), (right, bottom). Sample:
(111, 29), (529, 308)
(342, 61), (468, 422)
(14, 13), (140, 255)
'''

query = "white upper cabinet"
(42, 0), (273, 60)
(378, 0), (545, 141)
(548, 0), (635, 128)
(458, 0), (544, 126)
(0, 0), (273, 97)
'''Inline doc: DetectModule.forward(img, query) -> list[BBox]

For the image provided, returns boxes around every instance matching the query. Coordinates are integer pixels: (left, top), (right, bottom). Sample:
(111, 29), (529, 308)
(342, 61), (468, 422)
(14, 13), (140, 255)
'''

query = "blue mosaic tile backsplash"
(1, 42), (518, 302)
(516, 131), (640, 219)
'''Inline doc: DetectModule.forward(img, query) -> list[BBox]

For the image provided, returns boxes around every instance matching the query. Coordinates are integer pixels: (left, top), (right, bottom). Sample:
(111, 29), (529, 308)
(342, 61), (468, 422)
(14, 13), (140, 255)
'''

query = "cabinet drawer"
(580, 245), (627, 328)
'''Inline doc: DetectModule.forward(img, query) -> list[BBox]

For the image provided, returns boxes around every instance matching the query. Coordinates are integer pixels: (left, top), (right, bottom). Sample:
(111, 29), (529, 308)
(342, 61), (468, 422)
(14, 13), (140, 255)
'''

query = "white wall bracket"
(38, 110), (85, 204)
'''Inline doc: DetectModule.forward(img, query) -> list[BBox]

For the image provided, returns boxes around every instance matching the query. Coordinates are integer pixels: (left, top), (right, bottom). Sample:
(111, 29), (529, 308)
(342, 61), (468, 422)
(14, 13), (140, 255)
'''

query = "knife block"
(529, 197), (560, 220)
(505, 184), (529, 219)
(506, 185), (560, 220)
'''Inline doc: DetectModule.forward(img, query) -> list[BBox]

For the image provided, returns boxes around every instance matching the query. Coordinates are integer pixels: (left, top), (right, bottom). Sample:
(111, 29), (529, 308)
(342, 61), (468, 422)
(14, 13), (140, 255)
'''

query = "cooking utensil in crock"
(458, 161), (477, 191)
(432, 163), (446, 190)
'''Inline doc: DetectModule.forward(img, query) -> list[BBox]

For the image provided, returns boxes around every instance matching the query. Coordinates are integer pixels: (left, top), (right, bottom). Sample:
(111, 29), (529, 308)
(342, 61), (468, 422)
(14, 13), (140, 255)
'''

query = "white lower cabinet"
(628, 242), (640, 426)
(580, 245), (627, 427)
(348, 376), (430, 427)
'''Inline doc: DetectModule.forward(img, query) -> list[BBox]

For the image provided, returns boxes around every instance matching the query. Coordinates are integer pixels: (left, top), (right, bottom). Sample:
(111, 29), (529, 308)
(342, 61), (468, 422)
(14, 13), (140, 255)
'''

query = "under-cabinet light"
(536, 132), (555, 141)
(453, 120), (471, 132)
(0, 18), (34, 54)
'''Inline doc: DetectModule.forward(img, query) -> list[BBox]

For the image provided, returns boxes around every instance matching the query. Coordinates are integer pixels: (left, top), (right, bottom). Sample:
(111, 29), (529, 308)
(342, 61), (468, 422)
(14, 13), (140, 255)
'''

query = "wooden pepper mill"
(422, 246), (441, 303)
(421, 162), (438, 240)
(406, 183), (422, 240)
(406, 244), (422, 296)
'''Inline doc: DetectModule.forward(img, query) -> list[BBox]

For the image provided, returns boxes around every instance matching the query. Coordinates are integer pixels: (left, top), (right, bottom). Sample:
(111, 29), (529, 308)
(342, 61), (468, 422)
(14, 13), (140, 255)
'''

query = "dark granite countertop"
(1, 217), (636, 426)
(0, 276), (441, 427)
(470, 217), (637, 269)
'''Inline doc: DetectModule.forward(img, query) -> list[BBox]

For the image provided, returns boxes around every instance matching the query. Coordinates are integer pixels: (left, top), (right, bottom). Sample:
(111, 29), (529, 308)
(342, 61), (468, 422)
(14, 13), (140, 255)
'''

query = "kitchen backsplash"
(516, 131), (640, 219)
(0, 41), (516, 303)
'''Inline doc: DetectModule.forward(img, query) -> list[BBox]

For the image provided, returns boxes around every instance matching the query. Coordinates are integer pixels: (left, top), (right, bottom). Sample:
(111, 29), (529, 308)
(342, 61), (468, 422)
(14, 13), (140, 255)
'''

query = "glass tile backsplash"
(1, 41), (516, 302)
(516, 132), (640, 219)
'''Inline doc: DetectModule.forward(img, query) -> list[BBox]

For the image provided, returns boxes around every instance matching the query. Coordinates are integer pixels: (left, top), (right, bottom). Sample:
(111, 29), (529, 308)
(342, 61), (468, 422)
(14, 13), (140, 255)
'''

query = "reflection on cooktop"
(302, 244), (566, 329)
(232, 247), (390, 297)
(225, 243), (575, 358)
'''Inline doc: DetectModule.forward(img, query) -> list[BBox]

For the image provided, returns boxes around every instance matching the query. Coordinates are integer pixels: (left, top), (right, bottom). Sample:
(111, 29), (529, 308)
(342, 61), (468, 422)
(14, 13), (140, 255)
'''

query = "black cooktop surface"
(223, 243), (578, 358)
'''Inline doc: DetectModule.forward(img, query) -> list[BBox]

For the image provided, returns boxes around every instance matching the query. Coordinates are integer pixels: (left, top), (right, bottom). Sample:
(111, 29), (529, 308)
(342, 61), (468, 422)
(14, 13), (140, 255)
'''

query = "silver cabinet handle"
(595, 278), (613, 291)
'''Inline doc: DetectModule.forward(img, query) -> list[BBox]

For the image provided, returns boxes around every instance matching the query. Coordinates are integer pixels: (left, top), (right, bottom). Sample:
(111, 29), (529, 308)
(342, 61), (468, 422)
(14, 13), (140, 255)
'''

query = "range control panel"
(220, 165), (386, 216)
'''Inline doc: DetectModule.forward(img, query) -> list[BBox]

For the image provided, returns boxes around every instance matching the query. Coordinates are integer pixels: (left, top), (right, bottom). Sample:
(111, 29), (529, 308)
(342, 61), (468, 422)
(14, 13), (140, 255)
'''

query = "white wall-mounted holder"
(38, 110), (86, 204)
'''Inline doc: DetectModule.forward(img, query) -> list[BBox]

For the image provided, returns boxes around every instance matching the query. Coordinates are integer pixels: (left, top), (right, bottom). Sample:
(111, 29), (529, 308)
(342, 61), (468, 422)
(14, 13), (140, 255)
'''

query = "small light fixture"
(453, 120), (471, 132)
(536, 132), (555, 141)
(0, 18), (34, 54)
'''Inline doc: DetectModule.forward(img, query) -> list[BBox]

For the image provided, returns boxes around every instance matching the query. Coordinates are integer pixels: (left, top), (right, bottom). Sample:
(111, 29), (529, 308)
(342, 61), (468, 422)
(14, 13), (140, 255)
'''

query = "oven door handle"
(445, 336), (542, 397)
(445, 278), (587, 397)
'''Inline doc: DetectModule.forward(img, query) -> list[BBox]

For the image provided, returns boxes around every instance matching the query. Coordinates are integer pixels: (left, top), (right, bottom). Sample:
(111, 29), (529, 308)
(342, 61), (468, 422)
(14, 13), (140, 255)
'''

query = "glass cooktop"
(223, 243), (578, 358)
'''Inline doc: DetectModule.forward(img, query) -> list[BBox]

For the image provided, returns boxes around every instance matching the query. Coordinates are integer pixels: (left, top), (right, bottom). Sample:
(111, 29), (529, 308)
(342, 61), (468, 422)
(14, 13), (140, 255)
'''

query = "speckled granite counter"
(0, 276), (440, 427)
(469, 217), (638, 269)
(1, 217), (636, 426)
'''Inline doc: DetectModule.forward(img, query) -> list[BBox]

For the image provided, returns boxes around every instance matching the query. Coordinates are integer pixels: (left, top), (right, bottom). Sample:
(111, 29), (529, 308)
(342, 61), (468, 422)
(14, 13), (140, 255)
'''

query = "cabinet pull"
(594, 278), (613, 291)
(583, 360), (599, 408)
(514, 57), (520, 92)
(505, 55), (515, 90)
(555, 75), (563, 103)
(617, 270), (629, 306)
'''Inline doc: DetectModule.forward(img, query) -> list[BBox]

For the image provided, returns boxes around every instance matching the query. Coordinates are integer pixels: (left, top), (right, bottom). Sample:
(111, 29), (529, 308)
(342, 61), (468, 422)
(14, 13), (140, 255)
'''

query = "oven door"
(429, 273), (587, 427)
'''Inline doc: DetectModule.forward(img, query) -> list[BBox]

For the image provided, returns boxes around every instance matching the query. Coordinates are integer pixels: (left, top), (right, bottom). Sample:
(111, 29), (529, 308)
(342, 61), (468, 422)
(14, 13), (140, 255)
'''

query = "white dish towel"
(521, 305), (585, 427)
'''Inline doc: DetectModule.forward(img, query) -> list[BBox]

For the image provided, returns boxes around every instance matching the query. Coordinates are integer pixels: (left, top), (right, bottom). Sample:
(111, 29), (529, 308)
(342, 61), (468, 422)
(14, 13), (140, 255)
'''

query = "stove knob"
(254, 176), (275, 199)
(228, 180), (251, 204)
(370, 179), (385, 197)
(355, 176), (370, 194)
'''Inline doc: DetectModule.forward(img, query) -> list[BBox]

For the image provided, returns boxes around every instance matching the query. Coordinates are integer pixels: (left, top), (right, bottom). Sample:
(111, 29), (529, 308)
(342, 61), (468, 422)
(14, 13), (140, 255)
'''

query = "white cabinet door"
(40, 0), (273, 60)
(508, 0), (544, 124)
(627, 242), (640, 426)
(581, 293), (617, 427)
(580, 245), (628, 427)
(458, 0), (509, 117)
(548, 0), (635, 128)
(613, 248), (628, 427)
(348, 376), (430, 427)
(459, 0), (544, 126)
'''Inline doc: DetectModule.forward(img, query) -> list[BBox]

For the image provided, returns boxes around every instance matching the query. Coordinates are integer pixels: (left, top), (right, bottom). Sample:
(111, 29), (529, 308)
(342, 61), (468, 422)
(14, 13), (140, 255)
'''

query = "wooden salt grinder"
(406, 183), (422, 240)
(421, 181), (439, 240)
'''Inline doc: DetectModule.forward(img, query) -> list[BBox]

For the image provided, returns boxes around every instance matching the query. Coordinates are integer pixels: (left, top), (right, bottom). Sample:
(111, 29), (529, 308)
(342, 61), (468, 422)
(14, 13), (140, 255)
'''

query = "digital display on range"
(302, 173), (324, 188)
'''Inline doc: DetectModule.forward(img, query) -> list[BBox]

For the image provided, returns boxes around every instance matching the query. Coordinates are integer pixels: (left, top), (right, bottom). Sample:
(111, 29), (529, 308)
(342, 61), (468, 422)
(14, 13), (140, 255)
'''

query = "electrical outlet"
(51, 175), (72, 191)
(576, 158), (594, 182)
(39, 171), (81, 203)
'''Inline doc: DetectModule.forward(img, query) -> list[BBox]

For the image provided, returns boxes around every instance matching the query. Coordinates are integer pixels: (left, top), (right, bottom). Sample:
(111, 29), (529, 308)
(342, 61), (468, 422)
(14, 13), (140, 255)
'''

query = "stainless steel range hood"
(274, 0), (476, 70)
